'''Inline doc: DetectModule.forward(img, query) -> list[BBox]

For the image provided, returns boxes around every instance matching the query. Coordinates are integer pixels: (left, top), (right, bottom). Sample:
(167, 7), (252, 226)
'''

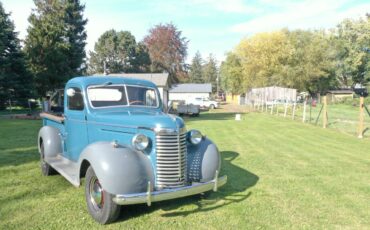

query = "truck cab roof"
(67, 76), (157, 89)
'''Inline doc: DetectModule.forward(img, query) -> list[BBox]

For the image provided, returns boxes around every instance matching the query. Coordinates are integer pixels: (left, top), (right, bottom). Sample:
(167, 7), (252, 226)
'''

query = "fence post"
(302, 100), (307, 123)
(323, 95), (328, 128)
(284, 102), (288, 117)
(358, 96), (365, 138)
(292, 102), (296, 120)
(271, 101), (274, 114)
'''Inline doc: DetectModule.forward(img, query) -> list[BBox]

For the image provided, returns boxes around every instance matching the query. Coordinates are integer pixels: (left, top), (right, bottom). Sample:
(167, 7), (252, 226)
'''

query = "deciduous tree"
(283, 30), (336, 94)
(143, 23), (188, 85)
(220, 52), (244, 94)
(236, 31), (291, 89)
(334, 15), (370, 86)
(88, 30), (145, 74)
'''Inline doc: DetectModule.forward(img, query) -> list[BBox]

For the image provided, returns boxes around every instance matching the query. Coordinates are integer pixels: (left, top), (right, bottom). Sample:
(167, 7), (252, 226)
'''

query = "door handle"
(58, 132), (68, 140)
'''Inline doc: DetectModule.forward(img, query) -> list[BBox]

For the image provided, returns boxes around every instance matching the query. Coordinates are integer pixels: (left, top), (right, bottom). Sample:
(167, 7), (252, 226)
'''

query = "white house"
(169, 83), (212, 101)
(105, 73), (169, 106)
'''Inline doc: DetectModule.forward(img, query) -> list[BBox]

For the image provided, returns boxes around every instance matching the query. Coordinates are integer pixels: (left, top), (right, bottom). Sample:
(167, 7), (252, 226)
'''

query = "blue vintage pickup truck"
(38, 76), (227, 224)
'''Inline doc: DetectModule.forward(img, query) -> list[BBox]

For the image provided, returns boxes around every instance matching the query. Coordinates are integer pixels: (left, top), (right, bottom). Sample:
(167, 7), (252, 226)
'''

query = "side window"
(68, 87), (84, 111)
(50, 89), (64, 113)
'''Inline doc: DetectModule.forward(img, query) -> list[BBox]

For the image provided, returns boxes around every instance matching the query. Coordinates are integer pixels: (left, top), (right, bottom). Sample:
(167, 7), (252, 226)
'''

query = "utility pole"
(103, 61), (107, 75)
(322, 95), (328, 128)
(216, 72), (220, 95)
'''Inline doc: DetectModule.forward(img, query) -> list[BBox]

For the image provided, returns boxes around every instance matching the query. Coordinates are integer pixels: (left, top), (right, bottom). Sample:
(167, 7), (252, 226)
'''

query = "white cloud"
(189, 0), (260, 14)
(230, 0), (369, 34)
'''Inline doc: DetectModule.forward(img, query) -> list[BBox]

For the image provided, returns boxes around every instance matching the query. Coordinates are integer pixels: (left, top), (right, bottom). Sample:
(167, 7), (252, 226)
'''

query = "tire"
(209, 104), (215, 109)
(85, 166), (120, 224)
(40, 141), (56, 176)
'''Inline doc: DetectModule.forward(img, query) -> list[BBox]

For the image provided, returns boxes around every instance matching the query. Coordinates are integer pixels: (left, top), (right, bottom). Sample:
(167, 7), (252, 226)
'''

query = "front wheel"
(209, 104), (215, 109)
(85, 166), (120, 224)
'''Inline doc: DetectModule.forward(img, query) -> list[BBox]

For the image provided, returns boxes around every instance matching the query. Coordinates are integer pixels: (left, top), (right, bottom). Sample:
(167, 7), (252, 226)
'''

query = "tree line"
(220, 15), (370, 96)
(0, 0), (190, 109)
(1, 0), (368, 110)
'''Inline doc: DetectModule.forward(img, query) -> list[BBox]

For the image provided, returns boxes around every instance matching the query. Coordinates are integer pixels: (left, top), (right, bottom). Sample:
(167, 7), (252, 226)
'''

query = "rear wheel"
(40, 142), (56, 176)
(209, 104), (215, 109)
(85, 166), (120, 224)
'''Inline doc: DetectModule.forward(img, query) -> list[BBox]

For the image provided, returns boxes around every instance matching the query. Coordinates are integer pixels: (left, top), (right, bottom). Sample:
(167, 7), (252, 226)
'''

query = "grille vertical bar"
(156, 130), (187, 189)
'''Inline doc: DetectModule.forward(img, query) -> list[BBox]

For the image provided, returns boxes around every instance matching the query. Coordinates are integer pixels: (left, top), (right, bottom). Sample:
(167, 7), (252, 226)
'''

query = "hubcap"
(90, 176), (104, 210)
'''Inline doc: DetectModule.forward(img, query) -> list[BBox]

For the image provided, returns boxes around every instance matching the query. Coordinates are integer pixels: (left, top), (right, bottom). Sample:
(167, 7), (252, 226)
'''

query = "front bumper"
(113, 173), (227, 206)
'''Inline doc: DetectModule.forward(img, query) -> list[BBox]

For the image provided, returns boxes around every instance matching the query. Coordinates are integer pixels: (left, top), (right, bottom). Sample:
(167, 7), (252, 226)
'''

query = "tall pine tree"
(25, 0), (87, 96)
(203, 54), (218, 92)
(0, 3), (32, 109)
(189, 51), (203, 83)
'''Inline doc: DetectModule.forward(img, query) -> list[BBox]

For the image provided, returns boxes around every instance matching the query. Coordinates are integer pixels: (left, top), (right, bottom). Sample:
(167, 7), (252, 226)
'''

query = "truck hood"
(91, 109), (185, 131)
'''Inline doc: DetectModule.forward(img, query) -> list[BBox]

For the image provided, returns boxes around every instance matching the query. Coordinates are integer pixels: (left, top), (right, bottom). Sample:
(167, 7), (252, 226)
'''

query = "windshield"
(87, 85), (158, 108)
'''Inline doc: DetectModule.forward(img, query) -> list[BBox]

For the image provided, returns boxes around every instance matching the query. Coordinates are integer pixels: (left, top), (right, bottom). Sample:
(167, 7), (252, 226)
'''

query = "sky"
(1, 0), (369, 63)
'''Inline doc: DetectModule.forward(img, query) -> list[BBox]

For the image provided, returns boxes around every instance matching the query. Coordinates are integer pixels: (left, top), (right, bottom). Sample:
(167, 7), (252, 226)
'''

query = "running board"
(45, 155), (80, 187)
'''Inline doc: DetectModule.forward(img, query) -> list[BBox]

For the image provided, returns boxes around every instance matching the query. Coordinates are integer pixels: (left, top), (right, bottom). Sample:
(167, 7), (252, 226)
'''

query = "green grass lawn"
(0, 113), (369, 229)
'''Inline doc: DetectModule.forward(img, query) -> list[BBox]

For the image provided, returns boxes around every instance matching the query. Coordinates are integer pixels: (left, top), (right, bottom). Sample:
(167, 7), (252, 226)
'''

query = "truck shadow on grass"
(117, 151), (259, 221)
(0, 147), (39, 168)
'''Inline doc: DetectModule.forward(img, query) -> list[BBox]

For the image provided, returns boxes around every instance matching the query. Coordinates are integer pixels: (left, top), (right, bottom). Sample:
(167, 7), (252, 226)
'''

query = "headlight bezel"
(132, 133), (149, 151)
(188, 129), (203, 145)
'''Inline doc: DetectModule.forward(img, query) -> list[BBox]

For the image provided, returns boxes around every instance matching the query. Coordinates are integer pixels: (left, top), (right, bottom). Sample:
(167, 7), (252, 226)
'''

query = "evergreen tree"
(0, 3), (32, 109)
(24, 0), (87, 96)
(132, 42), (151, 73)
(203, 54), (218, 92)
(189, 51), (203, 83)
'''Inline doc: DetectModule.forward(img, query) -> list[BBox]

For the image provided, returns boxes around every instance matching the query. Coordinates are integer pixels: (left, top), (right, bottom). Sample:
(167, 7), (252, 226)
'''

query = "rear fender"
(38, 126), (62, 158)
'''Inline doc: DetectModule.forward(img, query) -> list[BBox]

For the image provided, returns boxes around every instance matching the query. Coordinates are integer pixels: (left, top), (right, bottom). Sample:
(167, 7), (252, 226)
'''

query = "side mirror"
(66, 88), (76, 97)
(167, 100), (173, 113)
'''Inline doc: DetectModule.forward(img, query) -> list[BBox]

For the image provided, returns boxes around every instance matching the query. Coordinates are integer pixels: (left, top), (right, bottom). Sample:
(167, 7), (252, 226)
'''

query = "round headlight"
(132, 134), (149, 151)
(189, 130), (203, 145)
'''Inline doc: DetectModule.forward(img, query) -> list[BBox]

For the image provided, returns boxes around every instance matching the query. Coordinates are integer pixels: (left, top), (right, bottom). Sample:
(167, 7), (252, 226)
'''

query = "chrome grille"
(156, 129), (187, 189)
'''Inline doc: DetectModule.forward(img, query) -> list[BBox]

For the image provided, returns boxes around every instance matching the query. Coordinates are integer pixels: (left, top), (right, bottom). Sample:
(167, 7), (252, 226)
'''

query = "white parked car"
(187, 97), (219, 109)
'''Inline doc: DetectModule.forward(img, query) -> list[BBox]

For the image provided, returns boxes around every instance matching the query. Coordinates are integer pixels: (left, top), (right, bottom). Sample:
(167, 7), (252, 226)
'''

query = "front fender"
(78, 142), (154, 195)
(187, 138), (221, 182)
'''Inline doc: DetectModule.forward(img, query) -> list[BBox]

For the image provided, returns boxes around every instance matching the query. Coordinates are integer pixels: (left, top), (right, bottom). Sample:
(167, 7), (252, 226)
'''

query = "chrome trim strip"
(113, 176), (227, 205)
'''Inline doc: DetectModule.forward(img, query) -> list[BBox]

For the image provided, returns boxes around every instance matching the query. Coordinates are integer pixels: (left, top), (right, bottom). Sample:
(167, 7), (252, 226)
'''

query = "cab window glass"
(68, 87), (84, 110)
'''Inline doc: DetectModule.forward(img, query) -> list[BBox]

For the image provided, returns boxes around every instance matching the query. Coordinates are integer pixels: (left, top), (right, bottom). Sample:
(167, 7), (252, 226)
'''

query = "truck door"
(64, 86), (89, 162)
